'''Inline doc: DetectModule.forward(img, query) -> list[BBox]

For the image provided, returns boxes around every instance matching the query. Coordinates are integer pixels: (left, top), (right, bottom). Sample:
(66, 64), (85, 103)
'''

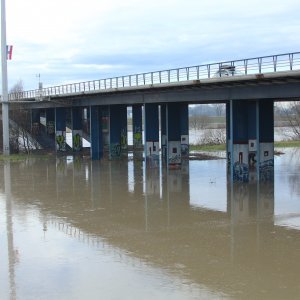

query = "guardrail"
(7, 51), (300, 101)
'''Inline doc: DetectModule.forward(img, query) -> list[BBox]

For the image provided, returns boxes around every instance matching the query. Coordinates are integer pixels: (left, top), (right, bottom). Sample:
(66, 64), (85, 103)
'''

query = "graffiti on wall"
(73, 130), (82, 151)
(56, 131), (66, 151)
(110, 143), (121, 158)
(133, 126), (142, 148)
(259, 143), (274, 181)
(181, 135), (189, 157)
(233, 162), (249, 182)
(168, 141), (181, 166)
(121, 128), (127, 150)
(47, 121), (55, 135)
(161, 134), (167, 158)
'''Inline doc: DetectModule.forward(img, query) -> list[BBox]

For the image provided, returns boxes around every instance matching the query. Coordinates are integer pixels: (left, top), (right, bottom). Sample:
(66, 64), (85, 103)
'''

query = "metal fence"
(7, 51), (300, 101)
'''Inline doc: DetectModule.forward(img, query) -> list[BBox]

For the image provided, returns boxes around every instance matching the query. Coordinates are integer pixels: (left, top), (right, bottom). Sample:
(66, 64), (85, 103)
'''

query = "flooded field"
(1, 149), (300, 299)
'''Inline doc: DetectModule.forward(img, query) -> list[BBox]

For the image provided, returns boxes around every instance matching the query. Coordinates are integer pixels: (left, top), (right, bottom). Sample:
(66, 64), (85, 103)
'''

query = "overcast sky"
(3, 0), (300, 91)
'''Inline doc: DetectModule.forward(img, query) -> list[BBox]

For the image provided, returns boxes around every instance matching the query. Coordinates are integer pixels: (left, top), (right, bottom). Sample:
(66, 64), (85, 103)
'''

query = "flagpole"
(1, 0), (10, 155)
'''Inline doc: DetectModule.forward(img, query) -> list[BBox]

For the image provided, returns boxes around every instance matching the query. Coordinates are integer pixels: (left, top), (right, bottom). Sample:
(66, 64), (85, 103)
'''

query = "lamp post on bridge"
(1, 0), (10, 155)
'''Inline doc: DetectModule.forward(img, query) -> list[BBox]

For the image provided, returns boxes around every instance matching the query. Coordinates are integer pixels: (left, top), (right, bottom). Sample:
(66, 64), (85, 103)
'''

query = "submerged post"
(1, 0), (10, 154)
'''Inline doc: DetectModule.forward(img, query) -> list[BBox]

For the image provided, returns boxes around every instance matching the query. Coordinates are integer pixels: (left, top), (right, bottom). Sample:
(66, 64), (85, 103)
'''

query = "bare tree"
(277, 101), (300, 140)
(214, 103), (225, 116)
(9, 81), (38, 153)
(189, 115), (209, 131)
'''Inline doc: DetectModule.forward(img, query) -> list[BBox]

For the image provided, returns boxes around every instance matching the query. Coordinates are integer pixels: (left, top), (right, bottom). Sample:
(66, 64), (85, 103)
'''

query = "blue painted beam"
(161, 104), (167, 158)
(45, 108), (55, 135)
(109, 105), (127, 158)
(132, 104), (143, 150)
(55, 107), (67, 151)
(258, 100), (274, 181)
(144, 103), (159, 161)
(90, 106), (103, 160)
(31, 109), (40, 136)
(72, 107), (83, 151)
(167, 103), (181, 166)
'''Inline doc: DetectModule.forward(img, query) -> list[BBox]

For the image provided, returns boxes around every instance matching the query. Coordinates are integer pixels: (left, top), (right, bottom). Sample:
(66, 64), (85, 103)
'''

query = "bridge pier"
(109, 105), (127, 159)
(45, 108), (55, 136)
(258, 101), (274, 181)
(228, 100), (274, 182)
(144, 103), (159, 166)
(31, 109), (40, 136)
(161, 103), (189, 167)
(180, 103), (189, 158)
(55, 107), (67, 151)
(71, 107), (83, 152)
(132, 104), (143, 150)
(161, 104), (167, 159)
(90, 106), (103, 160)
(166, 103), (182, 166)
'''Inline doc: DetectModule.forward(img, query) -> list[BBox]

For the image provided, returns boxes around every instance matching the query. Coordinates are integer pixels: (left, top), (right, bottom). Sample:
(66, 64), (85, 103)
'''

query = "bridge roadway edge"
(8, 70), (300, 110)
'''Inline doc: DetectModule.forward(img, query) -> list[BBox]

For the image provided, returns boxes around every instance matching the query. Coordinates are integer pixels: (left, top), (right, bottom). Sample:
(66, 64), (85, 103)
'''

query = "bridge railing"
(7, 51), (300, 101)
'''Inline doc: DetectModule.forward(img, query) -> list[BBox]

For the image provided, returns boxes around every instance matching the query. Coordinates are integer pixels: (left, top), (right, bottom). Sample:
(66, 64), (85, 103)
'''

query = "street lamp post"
(1, 0), (10, 155)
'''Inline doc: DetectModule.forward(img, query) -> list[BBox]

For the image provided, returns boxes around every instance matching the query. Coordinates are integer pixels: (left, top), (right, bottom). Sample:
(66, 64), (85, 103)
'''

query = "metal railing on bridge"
(7, 51), (300, 101)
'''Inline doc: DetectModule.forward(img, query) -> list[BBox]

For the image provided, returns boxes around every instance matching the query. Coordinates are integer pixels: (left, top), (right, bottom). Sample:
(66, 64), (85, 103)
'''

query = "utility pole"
(1, 0), (10, 155)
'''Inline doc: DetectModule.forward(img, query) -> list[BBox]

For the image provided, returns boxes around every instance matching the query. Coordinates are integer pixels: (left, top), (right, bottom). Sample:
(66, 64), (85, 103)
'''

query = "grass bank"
(191, 140), (300, 152)
(0, 153), (54, 161)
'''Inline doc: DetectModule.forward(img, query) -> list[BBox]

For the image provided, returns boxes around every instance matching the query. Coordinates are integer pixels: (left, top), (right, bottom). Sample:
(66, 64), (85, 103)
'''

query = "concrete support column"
(258, 101), (274, 181)
(132, 104), (143, 150)
(230, 101), (250, 182)
(144, 103), (159, 164)
(226, 102), (231, 167)
(31, 109), (40, 136)
(166, 103), (182, 166)
(45, 108), (55, 136)
(90, 106), (103, 160)
(160, 104), (167, 159)
(55, 107), (66, 151)
(109, 105), (127, 158)
(120, 105), (128, 151)
(72, 107), (83, 152)
(229, 100), (274, 182)
(180, 103), (189, 157)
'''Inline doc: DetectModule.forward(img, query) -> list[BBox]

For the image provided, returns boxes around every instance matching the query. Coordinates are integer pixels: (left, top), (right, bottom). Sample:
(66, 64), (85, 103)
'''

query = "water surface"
(1, 149), (300, 299)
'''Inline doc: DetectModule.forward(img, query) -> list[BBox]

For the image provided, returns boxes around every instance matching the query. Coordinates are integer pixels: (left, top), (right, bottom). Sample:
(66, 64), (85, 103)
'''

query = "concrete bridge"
(6, 52), (300, 181)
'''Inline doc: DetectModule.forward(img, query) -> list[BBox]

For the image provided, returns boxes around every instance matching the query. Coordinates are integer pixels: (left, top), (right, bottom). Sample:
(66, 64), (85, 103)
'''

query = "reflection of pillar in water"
(229, 180), (274, 260)
(4, 162), (16, 300)
(90, 161), (102, 207)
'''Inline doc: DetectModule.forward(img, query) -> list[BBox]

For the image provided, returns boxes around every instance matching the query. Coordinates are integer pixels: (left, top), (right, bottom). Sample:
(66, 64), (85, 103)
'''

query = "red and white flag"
(6, 45), (13, 60)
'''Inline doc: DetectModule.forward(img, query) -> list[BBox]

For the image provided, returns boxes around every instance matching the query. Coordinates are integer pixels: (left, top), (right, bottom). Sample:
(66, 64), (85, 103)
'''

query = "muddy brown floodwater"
(1, 149), (300, 299)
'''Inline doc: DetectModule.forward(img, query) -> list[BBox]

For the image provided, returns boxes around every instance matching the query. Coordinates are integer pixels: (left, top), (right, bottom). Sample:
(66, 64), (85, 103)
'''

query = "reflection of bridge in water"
(2, 157), (300, 299)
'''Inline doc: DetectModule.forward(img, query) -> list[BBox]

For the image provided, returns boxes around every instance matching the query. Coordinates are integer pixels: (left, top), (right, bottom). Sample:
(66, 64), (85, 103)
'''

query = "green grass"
(0, 153), (54, 161)
(191, 140), (300, 152)
(274, 140), (300, 148)
(190, 144), (226, 151)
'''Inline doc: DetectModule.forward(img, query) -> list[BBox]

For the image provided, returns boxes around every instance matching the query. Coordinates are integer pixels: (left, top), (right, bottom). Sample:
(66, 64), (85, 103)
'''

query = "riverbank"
(190, 140), (300, 152)
(0, 140), (299, 161)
